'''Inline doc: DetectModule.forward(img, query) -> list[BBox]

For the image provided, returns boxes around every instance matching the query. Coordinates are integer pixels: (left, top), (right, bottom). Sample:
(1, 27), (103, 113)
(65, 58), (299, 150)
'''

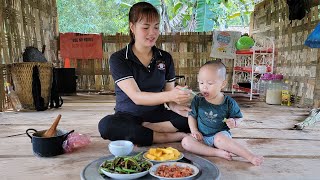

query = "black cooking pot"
(26, 128), (74, 157)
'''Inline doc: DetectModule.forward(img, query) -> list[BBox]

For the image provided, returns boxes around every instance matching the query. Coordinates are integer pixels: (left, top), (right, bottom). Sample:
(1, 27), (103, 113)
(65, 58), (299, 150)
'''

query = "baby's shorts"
(203, 130), (232, 147)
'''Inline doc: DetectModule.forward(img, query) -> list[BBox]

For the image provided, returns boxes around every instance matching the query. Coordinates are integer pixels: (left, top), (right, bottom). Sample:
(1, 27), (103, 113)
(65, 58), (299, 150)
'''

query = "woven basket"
(11, 62), (53, 110)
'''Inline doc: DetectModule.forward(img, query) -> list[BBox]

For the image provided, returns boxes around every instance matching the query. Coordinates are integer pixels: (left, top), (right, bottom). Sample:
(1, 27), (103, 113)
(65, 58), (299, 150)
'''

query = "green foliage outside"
(57, 0), (254, 34)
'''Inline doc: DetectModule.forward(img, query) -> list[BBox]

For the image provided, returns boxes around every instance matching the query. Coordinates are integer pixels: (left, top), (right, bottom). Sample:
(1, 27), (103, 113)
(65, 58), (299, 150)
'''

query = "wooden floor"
(0, 93), (319, 180)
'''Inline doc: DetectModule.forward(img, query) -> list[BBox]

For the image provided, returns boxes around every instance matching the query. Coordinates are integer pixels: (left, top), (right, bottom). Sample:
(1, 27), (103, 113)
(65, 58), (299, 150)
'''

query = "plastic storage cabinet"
(232, 36), (275, 100)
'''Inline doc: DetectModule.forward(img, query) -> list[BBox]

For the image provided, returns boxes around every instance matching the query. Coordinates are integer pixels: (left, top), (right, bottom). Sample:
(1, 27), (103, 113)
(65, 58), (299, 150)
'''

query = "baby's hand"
(224, 118), (237, 129)
(191, 130), (203, 141)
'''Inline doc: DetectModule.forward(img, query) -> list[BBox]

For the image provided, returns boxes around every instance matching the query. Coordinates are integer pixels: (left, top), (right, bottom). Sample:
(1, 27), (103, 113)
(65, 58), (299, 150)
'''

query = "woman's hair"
(128, 2), (160, 43)
(201, 60), (226, 80)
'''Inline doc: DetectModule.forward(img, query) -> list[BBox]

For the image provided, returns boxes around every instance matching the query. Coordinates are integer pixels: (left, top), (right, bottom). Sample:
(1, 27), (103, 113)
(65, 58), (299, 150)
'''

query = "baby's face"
(197, 66), (225, 99)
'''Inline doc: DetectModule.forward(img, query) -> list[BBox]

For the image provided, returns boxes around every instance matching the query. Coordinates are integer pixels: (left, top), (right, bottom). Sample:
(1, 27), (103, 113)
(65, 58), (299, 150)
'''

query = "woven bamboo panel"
(67, 32), (236, 92)
(0, 0), (58, 64)
(251, 0), (320, 107)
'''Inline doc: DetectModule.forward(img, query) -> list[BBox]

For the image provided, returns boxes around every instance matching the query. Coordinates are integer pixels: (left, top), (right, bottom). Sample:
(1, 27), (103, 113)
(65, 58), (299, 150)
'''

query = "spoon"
(180, 88), (199, 96)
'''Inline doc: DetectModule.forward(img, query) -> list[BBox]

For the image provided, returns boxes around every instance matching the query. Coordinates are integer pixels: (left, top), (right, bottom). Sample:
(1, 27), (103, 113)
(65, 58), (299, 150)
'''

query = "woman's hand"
(170, 103), (191, 117)
(168, 86), (192, 105)
(191, 130), (203, 141)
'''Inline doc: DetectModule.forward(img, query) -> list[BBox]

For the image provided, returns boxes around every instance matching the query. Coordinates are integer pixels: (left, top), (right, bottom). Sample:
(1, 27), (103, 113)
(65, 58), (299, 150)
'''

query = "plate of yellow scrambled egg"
(143, 147), (184, 163)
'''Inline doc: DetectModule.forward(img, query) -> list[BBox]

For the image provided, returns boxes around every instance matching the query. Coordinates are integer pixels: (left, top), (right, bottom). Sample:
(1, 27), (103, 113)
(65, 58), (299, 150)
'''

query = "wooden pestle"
(42, 114), (62, 138)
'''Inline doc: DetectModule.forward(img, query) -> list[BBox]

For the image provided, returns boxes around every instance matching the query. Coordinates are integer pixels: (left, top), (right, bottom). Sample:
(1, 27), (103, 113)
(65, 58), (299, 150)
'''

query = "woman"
(98, 2), (192, 146)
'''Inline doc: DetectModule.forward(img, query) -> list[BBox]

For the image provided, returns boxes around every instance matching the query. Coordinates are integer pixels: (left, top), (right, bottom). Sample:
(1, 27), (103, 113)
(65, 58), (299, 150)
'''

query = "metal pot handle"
(63, 130), (75, 141)
(26, 128), (38, 141)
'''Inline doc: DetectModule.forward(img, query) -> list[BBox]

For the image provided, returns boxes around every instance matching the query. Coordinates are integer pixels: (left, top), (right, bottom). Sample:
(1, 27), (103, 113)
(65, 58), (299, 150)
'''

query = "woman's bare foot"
(249, 155), (264, 166)
(214, 149), (233, 161)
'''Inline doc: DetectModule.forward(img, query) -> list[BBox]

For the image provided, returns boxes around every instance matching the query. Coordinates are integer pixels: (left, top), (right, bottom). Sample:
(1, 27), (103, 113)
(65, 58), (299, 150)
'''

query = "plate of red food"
(149, 162), (199, 180)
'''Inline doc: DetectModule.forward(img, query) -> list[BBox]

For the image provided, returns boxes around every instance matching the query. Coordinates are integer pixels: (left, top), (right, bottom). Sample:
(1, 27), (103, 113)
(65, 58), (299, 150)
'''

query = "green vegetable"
(122, 168), (137, 173)
(99, 153), (152, 174)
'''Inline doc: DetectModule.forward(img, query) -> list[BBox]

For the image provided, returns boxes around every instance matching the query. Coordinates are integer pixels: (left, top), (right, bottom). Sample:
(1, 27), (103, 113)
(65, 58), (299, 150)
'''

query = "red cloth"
(60, 33), (103, 59)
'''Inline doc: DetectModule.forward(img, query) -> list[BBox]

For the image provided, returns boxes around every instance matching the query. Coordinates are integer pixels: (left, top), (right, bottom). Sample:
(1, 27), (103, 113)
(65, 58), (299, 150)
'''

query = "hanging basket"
(10, 62), (53, 110)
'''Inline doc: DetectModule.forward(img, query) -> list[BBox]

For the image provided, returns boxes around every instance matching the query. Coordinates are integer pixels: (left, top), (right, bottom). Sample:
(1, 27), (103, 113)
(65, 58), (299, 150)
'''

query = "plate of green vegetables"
(99, 152), (153, 179)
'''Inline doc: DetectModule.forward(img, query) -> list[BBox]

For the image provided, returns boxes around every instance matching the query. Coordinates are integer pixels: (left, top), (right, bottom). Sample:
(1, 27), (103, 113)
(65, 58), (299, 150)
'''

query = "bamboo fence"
(66, 32), (234, 93)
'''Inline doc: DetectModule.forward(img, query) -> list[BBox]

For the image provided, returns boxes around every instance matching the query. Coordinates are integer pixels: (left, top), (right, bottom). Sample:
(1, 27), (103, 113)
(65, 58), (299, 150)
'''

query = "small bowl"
(108, 140), (134, 156)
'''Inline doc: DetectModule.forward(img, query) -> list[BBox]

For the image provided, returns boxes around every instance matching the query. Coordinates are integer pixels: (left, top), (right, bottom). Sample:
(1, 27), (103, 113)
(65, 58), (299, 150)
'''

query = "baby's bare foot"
(250, 155), (264, 166)
(215, 149), (233, 161)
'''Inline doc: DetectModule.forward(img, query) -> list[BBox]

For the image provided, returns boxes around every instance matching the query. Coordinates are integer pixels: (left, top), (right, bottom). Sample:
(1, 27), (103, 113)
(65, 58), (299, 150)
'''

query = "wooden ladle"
(42, 114), (62, 138)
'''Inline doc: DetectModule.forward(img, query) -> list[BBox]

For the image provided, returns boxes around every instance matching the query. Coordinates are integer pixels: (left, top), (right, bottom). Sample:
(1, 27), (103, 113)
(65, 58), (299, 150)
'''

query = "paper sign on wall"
(210, 31), (241, 59)
(60, 33), (103, 59)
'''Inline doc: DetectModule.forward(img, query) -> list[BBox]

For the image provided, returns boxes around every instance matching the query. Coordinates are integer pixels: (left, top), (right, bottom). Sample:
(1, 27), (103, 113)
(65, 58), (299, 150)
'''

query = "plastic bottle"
(281, 80), (291, 106)
(6, 83), (22, 111)
(266, 74), (283, 105)
(258, 73), (272, 101)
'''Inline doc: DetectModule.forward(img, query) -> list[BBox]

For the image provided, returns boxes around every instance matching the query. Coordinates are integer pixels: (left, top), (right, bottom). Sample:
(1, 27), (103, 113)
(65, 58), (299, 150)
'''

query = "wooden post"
(0, 65), (4, 112)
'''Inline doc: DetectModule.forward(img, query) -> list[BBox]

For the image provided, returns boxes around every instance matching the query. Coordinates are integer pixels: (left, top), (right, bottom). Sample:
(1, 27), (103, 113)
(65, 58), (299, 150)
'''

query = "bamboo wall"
(67, 33), (234, 93)
(0, 0), (58, 64)
(251, 0), (320, 107)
